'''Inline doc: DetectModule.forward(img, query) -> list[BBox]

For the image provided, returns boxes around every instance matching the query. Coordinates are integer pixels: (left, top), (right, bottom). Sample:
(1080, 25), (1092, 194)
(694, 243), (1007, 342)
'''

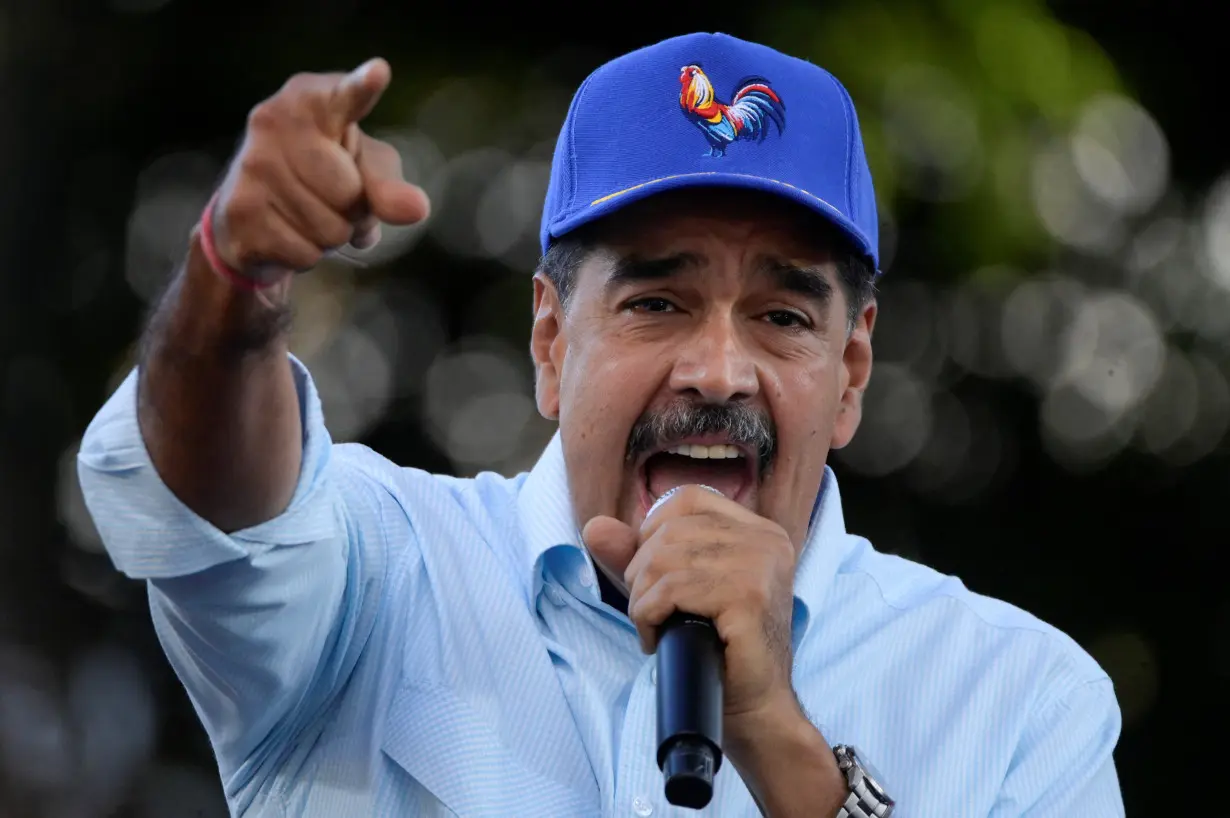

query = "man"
(79, 32), (1125, 817)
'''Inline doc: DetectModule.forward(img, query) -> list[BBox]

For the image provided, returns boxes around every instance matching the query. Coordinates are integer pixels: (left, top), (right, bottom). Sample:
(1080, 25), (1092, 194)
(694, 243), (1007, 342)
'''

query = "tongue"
(645, 454), (748, 501)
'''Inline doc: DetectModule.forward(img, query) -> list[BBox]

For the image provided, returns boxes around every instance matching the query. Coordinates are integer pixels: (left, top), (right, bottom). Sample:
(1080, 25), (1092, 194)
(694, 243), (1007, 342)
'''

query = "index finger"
(328, 58), (392, 130)
(639, 484), (739, 538)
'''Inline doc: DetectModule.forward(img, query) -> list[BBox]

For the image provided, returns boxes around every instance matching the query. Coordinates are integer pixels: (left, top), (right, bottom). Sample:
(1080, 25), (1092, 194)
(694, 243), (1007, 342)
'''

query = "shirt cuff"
(77, 355), (338, 579)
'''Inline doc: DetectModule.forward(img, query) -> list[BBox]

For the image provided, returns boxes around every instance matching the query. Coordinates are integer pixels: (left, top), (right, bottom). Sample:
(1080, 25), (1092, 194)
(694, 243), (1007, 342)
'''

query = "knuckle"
(281, 71), (314, 90)
(640, 560), (665, 587)
(280, 71), (327, 97)
(253, 72), (333, 129)
(300, 250), (326, 270)
(237, 146), (278, 181)
(285, 244), (324, 271)
(744, 577), (772, 610)
(339, 178), (366, 209)
(245, 100), (282, 133)
(628, 596), (651, 625)
(670, 487), (702, 512)
(737, 566), (775, 610)
(658, 570), (690, 599)
(656, 518), (688, 544)
(321, 221), (354, 248)
(770, 532), (795, 562)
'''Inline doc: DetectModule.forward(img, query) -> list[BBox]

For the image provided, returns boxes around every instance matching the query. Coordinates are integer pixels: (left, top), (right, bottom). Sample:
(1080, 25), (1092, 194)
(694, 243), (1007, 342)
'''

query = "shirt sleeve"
(991, 677), (1126, 817)
(76, 355), (409, 794)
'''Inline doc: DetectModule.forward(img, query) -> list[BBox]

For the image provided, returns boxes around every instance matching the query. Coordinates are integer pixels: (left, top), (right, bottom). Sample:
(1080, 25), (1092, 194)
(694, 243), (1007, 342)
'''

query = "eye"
(627, 297), (678, 314)
(763, 310), (811, 329)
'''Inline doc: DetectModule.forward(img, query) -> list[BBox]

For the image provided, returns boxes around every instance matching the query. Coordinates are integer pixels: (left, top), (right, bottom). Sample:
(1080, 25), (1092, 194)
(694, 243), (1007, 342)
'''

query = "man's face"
(530, 189), (876, 582)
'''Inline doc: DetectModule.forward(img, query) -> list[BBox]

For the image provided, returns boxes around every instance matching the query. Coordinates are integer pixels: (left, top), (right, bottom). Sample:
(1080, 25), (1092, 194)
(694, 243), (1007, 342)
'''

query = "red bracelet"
(199, 193), (271, 291)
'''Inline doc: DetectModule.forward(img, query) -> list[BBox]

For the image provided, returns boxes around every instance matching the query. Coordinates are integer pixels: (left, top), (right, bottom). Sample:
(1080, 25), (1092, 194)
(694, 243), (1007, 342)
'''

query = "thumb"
(582, 515), (639, 580)
(355, 135), (432, 226)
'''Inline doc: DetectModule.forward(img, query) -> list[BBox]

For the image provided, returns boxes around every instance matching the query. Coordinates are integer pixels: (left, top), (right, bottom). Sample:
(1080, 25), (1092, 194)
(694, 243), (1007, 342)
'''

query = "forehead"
(579, 188), (841, 266)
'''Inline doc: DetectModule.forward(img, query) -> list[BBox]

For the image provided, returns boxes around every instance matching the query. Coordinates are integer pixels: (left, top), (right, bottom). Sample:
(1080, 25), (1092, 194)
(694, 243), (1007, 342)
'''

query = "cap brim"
(545, 171), (878, 269)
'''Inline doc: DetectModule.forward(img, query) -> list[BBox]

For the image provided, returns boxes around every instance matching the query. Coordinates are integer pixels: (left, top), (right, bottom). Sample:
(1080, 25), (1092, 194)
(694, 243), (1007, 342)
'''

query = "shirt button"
(650, 666), (657, 685)
(579, 567), (596, 588)
(632, 796), (654, 816)
(544, 585), (566, 606)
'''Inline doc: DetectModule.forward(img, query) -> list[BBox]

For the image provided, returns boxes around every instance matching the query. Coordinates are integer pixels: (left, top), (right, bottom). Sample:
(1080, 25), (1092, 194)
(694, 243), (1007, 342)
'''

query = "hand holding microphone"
(646, 486), (725, 809)
(583, 484), (800, 809)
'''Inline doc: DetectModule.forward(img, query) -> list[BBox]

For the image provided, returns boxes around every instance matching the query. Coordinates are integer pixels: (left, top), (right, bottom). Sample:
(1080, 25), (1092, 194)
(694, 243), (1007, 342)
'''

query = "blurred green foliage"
(763, 0), (1125, 278)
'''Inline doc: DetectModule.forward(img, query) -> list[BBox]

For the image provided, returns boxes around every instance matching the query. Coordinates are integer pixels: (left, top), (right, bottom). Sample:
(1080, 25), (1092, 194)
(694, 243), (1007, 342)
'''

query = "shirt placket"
(615, 660), (664, 817)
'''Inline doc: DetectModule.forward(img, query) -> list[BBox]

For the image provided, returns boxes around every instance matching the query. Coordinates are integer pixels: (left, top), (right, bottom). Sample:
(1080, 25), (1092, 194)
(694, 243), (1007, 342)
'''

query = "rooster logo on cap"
(679, 65), (786, 157)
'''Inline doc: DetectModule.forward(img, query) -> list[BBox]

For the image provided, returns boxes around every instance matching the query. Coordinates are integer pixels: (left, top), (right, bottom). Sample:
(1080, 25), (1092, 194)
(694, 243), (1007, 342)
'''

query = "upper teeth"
(666, 444), (743, 459)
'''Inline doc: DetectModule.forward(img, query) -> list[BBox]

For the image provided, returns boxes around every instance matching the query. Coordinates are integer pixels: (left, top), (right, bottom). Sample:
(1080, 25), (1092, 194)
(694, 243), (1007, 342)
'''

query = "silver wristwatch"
(833, 745), (895, 817)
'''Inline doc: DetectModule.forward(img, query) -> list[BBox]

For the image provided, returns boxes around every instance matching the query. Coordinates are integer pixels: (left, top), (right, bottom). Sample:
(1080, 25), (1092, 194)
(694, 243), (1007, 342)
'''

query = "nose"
(668, 313), (759, 404)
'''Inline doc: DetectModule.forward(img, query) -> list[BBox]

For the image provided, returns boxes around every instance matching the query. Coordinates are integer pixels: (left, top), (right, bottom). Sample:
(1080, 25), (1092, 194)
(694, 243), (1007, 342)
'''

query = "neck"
(595, 566), (630, 615)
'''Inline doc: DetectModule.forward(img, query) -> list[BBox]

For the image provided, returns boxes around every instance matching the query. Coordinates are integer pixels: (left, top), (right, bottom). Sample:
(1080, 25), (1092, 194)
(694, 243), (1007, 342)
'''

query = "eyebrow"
(603, 252), (701, 293)
(601, 252), (835, 307)
(760, 260), (835, 306)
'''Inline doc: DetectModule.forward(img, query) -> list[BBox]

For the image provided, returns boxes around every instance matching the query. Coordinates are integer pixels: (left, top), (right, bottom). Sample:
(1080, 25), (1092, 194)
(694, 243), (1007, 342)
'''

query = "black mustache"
(626, 401), (776, 474)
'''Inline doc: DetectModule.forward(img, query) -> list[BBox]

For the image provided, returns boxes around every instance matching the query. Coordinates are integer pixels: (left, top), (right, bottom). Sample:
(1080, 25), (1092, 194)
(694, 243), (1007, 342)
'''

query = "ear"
(830, 300), (876, 450)
(531, 272), (566, 420)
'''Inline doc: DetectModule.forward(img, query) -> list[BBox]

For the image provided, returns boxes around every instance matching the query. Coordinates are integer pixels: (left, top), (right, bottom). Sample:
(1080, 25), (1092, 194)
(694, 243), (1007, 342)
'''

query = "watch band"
(833, 745), (894, 818)
(835, 780), (889, 818)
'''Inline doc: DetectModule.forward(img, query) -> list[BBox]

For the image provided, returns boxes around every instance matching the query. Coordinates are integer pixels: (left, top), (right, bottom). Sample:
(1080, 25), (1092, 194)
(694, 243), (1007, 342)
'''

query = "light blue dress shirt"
(78, 358), (1125, 817)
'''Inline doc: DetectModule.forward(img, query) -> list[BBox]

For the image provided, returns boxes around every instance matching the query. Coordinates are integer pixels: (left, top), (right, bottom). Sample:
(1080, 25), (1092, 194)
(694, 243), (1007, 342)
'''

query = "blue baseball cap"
(540, 32), (881, 271)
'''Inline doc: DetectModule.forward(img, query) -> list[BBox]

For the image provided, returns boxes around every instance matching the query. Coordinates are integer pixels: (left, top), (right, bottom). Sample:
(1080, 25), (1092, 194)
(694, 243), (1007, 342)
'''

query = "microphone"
(656, 610), (724, 809)
(648, 485), (725, 810)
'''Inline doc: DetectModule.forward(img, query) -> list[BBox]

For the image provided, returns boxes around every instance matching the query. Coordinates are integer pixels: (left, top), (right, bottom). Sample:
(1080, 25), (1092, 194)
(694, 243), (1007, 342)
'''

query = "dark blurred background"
(0, 0), (1227, 815)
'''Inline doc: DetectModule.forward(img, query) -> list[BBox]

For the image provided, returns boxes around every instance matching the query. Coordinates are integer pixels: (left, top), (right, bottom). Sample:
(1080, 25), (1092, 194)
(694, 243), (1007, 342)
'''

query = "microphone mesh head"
(647, 484), (723, 519)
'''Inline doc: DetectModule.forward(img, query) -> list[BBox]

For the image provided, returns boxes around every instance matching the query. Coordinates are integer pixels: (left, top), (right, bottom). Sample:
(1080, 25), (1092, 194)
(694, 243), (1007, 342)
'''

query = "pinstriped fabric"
(78, 357), (1125, 817)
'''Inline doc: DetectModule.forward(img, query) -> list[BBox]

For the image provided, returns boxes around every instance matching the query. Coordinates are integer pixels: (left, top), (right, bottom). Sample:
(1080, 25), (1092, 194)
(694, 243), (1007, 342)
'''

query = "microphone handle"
(656, 611), (724, 810)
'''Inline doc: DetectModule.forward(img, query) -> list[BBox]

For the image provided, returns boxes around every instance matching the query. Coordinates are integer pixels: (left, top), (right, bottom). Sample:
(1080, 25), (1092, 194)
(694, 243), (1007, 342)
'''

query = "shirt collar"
(516, 431), (855, 646)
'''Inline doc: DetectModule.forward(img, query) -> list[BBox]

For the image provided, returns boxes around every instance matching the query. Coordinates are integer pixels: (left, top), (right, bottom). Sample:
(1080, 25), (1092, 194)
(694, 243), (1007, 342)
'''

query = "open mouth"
(636, 436), (760, 514)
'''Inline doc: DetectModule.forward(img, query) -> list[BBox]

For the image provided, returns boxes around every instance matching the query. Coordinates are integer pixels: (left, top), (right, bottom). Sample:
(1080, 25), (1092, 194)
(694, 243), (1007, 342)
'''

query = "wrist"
(172, 230), (293, 362)
(199, 193), (291, 293)
(724, 694), (846, 818)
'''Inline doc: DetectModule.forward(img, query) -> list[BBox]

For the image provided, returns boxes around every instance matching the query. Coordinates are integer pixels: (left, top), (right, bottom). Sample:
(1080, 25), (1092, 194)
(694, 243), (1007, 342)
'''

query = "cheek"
(558, 335), (658, 440)
(767, 359), (841, 455)
(560, 339), (669, 519)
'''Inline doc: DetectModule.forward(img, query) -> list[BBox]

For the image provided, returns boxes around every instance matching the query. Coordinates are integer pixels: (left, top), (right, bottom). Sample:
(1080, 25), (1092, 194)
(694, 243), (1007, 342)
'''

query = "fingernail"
(350, 224), (381, 249)
(350, 60), (374, 83)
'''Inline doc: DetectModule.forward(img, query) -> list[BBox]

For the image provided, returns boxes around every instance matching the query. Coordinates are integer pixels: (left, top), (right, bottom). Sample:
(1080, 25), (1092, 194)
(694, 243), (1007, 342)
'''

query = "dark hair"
(537, 220), (877, 330)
